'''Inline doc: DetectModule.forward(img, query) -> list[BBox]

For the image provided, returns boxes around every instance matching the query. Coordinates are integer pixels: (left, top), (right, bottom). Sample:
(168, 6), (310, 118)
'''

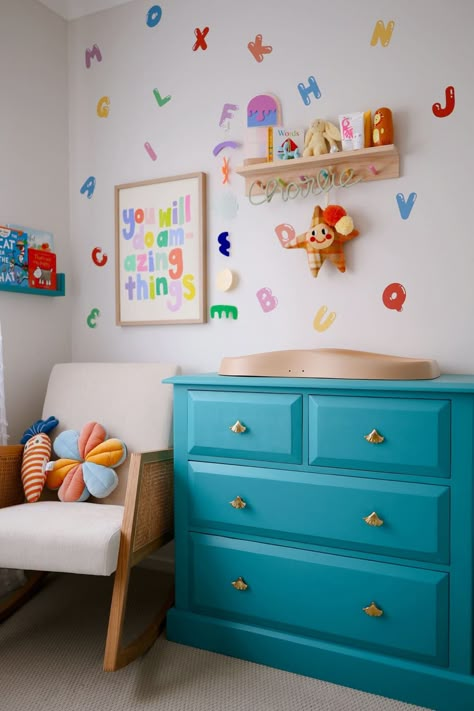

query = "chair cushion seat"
(0, 502), (124, 575)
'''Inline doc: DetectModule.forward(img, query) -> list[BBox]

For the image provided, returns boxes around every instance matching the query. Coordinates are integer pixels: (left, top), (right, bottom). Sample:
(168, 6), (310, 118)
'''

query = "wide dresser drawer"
(187, 390), (302, 463)
(309, 395), (451, 477)
(190, 533), (449, 667)
(188, 462), (450, 563)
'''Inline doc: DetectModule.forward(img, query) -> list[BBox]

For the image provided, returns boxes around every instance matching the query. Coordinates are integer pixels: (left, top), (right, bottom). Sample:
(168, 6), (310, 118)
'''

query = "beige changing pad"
(219, 348), (441, 380)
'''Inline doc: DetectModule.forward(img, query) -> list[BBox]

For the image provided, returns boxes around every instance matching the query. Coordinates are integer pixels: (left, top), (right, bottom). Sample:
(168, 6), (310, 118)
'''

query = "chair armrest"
(0, 445), (24, 509)
(121, 449), (174, 567)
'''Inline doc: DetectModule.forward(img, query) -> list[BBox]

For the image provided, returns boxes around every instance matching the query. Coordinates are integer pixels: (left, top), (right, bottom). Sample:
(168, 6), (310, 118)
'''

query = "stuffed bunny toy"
(303, 119), (341, 157)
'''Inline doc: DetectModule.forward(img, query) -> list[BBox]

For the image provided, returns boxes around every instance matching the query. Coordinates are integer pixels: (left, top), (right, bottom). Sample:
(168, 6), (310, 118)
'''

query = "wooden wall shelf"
(236, 145), (399, 198)
(0, 272), (65, 297)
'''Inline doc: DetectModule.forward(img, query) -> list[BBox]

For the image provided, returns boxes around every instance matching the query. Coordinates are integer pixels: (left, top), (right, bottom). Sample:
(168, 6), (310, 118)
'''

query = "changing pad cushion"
(0, 501), (123, 575)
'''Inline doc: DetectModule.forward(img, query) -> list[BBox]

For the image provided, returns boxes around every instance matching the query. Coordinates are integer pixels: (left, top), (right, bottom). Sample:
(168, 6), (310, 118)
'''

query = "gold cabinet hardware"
(364, 429), (385, 444)
(231, 577), (248, 591)
(230, 420), (247, 434)
(230, 496), (247, 509)
(363, 601), (384, 617)
(363, 511), (384, 527)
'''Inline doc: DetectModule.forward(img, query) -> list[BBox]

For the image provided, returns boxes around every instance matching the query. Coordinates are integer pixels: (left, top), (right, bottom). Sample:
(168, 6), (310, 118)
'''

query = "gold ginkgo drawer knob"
(363, 511), (384, 527)
(231, 577), (248, 591)
(364, 429), (385, 444)
(230, 496), (247, 509)
(230, 420), (247, 434)
(363, 601), (384, 617)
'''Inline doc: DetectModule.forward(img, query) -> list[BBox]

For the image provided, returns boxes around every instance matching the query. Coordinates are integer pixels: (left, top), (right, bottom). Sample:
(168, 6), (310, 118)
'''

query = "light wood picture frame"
(115, 172), (206, 326)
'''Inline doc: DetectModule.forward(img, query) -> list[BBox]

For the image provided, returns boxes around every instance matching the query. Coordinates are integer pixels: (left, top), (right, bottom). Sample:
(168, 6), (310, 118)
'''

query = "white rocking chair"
(0, 361), (178, 670)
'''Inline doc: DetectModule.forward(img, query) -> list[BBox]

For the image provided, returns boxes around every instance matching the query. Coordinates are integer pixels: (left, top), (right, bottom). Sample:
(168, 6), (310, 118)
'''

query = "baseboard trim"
(166, 608), (474, 711)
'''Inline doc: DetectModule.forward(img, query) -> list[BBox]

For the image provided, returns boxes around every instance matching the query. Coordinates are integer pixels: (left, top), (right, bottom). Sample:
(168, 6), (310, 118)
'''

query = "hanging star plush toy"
(282, 204), (359, 278)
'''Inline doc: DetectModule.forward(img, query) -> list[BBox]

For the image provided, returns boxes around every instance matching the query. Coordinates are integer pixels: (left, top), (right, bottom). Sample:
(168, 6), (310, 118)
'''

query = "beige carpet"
(0, 568), (430, 711)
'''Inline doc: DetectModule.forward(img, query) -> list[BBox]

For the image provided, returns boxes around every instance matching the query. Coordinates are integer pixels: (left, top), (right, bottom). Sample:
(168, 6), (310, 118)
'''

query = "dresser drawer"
(187, 391), (302, 463)
(309, 395), (450, 477)
(190, 534), (449, 666)
(188, 462), (450, 564)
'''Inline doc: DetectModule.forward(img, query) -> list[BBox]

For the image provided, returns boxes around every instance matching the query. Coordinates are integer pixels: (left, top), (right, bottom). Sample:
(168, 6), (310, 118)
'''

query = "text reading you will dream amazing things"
(121, 194), (196, 312)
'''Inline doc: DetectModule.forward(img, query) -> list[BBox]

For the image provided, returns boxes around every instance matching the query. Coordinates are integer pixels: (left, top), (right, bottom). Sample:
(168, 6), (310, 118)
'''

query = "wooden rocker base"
(103, 450), (175, 672)
(104, 579), (174, 671)
(0, 571), (48, 623)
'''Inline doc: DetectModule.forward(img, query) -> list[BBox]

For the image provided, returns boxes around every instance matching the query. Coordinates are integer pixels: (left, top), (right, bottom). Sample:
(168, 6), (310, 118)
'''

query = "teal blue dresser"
(165, 373), (474, 710)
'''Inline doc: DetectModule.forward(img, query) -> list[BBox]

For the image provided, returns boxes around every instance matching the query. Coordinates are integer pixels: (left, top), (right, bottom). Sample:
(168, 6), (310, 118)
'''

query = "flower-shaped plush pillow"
(45, 421), (127, 503)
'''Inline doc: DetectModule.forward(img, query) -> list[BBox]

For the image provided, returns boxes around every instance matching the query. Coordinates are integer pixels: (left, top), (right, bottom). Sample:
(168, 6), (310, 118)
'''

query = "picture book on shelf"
(28, 248), (57, 290)
(0, 226), (28, 286)
(7, 224), (54, 252)
(268, 126), (305, 161)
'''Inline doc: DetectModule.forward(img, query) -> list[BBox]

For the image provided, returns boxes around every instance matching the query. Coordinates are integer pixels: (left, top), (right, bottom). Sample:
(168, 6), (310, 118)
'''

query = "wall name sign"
(248, 168), (361, 206)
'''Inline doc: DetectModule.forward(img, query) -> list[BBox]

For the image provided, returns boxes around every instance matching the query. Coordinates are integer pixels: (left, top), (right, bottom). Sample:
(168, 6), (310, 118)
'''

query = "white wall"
(66, 0), (474, 375)
(0, 0), (71, 443)
(3, 0), (470, 424)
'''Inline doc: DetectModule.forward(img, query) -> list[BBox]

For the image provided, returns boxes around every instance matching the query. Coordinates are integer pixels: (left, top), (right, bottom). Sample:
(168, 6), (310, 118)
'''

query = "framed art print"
(115, 172), (206, 325)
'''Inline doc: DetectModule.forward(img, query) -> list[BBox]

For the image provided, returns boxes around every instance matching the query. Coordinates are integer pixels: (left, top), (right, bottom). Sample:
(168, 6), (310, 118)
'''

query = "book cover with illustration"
(268, 126), (306, 161)
(28, 248), (57, 290)
(0, 226), (28, 286)
(8, 224), (54, 252)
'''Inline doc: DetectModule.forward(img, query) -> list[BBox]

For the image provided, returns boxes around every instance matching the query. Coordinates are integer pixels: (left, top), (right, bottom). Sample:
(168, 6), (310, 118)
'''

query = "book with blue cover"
(0, 226), (28, 286)
(7, 224), (54, 251)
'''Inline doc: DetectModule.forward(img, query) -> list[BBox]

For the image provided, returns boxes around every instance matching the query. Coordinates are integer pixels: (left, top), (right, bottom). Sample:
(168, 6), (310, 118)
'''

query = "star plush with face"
(282, 204), (359, 277)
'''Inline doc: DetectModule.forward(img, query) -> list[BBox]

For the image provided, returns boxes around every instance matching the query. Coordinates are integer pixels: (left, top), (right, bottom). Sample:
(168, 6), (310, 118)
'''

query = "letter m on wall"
(85, 44), (103, 68)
